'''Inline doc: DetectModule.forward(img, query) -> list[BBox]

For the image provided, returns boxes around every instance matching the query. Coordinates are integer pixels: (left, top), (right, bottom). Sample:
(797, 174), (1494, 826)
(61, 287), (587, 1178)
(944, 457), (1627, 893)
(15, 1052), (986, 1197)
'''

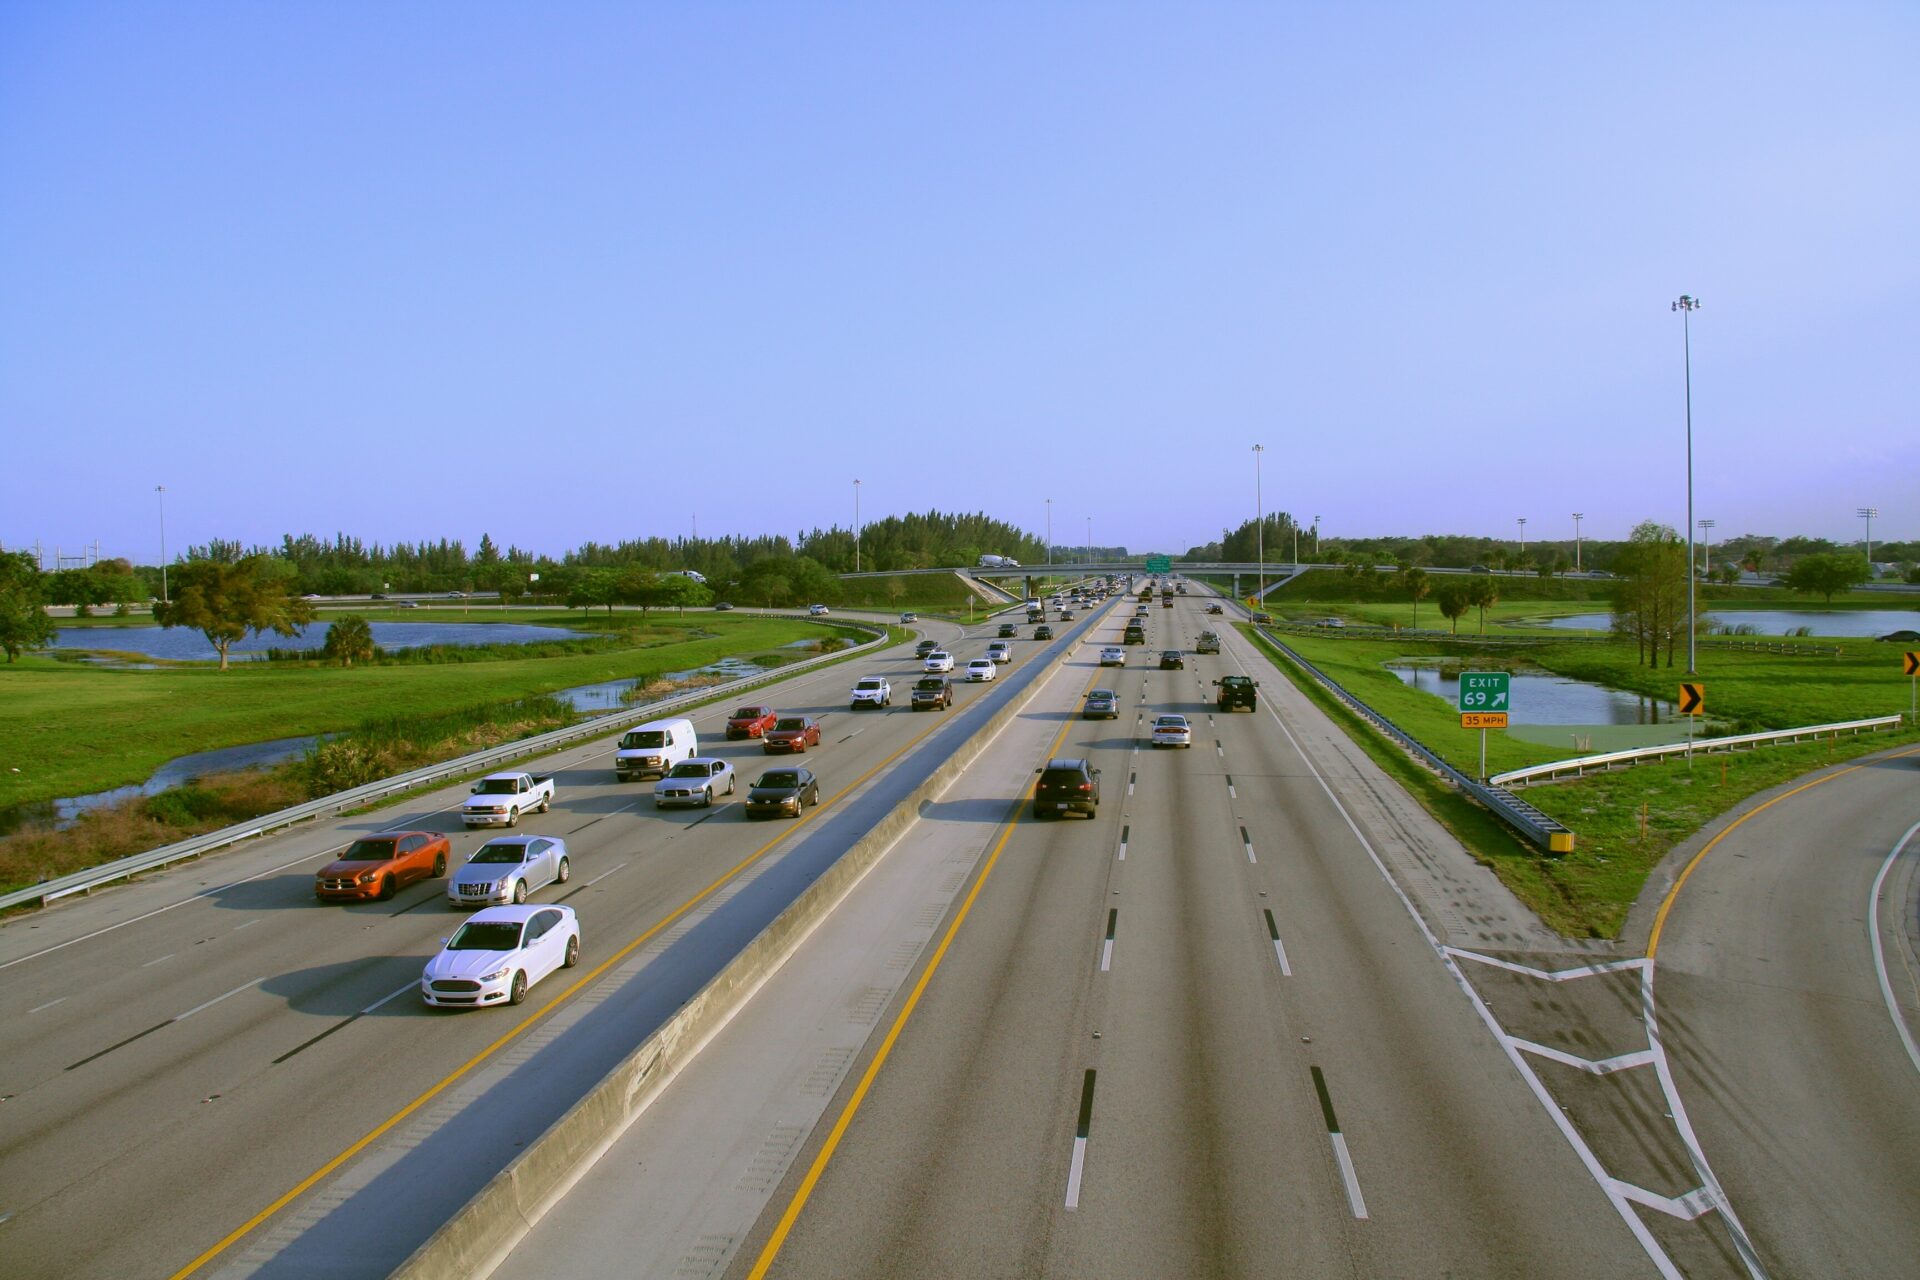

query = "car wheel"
(512, 880), (528, 904)
(727, 776), (737, 795)
(702, 787), (714, 808)
(539, 796), (551, 814)
(508, 971), (528, 1005)
(563, 935), (579, 968)
(507, 807), (520, 828)
(556, 857), (571, 884)
(432, 852), (446, 877)
(377, 875), (395, 901)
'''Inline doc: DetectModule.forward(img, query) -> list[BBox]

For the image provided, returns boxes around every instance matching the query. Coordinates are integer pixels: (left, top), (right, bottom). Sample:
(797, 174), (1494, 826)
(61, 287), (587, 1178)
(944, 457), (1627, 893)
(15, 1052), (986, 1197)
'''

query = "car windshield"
(666, 762), (711, 778)
(447, 921), (525, 951)
(470, 843), (529, 864)
(1089, 691), (1114, 701)
(339, 839), (397, 860)
(757, 772), (801, 788)
(621, 731), (666, 749)
(1041, 769), (1084, 786)
(732, 707), (767, 719)
(916, 678), (945, 689)
(773, 718), (806, 731)
(855, 680), (884, 690)
(1156, 717), (1186, 728)
(475, 778), (523, 794)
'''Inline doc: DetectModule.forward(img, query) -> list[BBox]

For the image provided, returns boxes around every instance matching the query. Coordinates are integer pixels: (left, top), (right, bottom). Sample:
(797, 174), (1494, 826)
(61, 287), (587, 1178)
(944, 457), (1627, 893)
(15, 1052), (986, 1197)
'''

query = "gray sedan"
(447, 835), (571, 908)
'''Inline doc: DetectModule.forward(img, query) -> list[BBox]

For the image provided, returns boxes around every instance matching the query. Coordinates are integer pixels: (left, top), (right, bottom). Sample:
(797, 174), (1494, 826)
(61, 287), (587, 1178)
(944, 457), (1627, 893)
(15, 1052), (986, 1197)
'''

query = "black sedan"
(1159, 650), (1185, 670)
(745, 767), (820, 818)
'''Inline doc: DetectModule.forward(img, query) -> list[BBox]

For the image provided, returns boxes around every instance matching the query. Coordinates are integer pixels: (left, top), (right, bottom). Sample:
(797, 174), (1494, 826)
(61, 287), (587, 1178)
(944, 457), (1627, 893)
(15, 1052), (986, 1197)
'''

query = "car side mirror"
(470, 784), (481, 793)
(1091, 768), (1101, 776)
(1034, 767), (1043, 774)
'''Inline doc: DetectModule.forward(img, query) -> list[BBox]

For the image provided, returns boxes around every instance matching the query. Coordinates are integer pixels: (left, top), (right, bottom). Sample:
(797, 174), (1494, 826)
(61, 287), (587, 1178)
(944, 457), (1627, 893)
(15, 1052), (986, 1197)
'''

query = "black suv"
(1159, 649), (1184, 670)
(998, 623), (1019, 638)
(1123, 624), (1146, 644)
(910, 676), (954, 710)
(915, 639), (939, 658)
(1034, 758), (1101, 819)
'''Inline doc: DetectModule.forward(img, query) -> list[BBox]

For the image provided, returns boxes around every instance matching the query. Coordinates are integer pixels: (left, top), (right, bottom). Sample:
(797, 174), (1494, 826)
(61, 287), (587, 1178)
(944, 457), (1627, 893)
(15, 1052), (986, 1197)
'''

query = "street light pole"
(1517, 516), (1527, 560)
(155, 484), (169, 604)
(853, 478), (861, 574)
(1313, 516), (1321, 555)
(1698, 518), (1715, 576)
(1046, 497), (1052, 571)
(1858, 506), (1878, 567)
(1673, 294), (1702, 676)
(1572, 512), (1583, 572)
(1252, 444), (1265, 603)
(1086, 517), (1092, 568)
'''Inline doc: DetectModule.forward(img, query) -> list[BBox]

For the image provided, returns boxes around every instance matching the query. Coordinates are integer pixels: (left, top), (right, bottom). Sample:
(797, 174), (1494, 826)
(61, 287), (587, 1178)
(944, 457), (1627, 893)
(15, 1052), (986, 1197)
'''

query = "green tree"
(321, 614), (376, 667)
(153, 555), (316, 670)
(1400, 567), (1430, 630)
(1465, 576), (1499, 635)
(785, 556), (840, 605)
(1611, 521), (1688, 667)
(0, 550), (56, 661)
(1435, 582), (1469, 635)
(1785, 552), (1870, 603)
(741, 559), (792, 609)
(650, 573), (712, 615)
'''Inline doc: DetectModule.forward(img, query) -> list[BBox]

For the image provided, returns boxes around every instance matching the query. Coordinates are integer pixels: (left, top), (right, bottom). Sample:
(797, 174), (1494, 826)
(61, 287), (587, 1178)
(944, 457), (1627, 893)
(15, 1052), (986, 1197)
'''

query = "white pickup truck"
(461, 772), (556, 828)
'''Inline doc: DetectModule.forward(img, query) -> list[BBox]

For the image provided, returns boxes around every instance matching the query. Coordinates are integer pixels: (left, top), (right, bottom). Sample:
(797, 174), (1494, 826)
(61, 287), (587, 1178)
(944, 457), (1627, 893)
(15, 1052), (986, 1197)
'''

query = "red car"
(314, 830), (450, 902)
(726, 705), (778, 739)
(763, 715), (822, 753)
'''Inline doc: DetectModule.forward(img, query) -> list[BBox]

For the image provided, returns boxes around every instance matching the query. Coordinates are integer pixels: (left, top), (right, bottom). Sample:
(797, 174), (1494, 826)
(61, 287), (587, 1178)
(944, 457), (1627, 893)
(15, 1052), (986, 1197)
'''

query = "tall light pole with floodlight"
(1572, 512), (1584, 572)
(1698, 519), (1715, 576)
(1252, 444), (1265, 602)
(853, 479), (861, 573)
(155, 484), (169, 604)
(1313, 516), (1321, 555)
(1858, 507), (1878, 567)
(1517, 516), (1527, 560)
(1045, 497), (1052, 570)
(1673, 294), (1702, 675)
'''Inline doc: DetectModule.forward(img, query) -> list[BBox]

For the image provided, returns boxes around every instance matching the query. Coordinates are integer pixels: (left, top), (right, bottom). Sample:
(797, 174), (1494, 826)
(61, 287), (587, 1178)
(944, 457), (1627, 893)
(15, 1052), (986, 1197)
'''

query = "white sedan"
(421, 904), (580, 1008)
(923, 650), (955, 673)
(654, 758), (736, 808)
(1099, 646), (1127, 667)
(1150, 714), (1193, 748)
(965, 658), (997, 682)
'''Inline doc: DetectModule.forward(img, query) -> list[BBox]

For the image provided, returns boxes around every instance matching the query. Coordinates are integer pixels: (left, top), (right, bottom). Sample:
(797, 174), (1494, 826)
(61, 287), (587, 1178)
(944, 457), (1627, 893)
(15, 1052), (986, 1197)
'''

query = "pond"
(550, 657), (770, 713)
(1534, 609), (1919, 638)
(1386, 663), (1678, 726)
(48, 621), (593, 662)
(0, 734), (326, 836)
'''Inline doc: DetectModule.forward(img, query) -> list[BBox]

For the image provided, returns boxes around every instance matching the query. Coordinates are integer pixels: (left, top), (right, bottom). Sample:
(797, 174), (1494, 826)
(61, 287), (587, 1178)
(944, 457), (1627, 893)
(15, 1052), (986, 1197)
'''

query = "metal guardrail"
(1251, 627), (1576, 855)
(0, 619), (892, 912)
(1489, 715), (1907, 787)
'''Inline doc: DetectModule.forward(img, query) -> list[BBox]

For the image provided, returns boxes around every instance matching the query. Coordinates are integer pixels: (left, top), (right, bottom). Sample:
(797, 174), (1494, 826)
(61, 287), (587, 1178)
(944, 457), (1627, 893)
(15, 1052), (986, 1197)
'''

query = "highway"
(0, 601), (1092, 1280)
(492, 590), (1699, 1279)
(9, 582), (1918, 1278)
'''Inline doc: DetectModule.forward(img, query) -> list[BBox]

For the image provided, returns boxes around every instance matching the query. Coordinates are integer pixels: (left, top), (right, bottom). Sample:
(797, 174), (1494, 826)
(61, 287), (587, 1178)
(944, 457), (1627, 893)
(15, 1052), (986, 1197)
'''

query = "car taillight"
(1077, 783), (1092, 791)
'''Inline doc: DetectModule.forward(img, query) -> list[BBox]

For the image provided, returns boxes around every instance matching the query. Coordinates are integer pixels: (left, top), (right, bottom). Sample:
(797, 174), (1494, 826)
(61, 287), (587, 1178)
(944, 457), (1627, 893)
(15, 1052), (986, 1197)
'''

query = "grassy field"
(2, 615), (856, 812)
(1247, 624), (1919, 938)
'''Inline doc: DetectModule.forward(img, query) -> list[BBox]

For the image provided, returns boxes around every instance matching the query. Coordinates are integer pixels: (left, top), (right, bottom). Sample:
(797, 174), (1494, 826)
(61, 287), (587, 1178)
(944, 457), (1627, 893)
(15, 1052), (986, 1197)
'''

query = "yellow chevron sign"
(1678, 683), (1705, 715)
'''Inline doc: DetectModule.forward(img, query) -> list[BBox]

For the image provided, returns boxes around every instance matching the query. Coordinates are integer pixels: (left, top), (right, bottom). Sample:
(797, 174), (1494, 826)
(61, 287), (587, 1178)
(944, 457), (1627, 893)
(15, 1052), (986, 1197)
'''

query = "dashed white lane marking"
(30, 996), (67, 1013)
(1064, 1137), (1089, 1210)
(142, 954), (175, 968)
(1262, 910), (1292, 976)
(582, 861), (630, 889)
(1868, 819), (1920, 1079)
(233, 918), (260, 931)
(362, 981), (419, 1015)
(1331, 1133), (1368, 1219)
(1117, 826), (1128, 862)
(175, 975), (265, 1021)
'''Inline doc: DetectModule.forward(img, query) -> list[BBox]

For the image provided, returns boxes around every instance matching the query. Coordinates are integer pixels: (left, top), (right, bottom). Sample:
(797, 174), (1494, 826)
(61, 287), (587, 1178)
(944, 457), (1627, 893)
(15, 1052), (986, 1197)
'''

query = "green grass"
(0, 616), (850, 811)
(1245, 624), (1919, 938)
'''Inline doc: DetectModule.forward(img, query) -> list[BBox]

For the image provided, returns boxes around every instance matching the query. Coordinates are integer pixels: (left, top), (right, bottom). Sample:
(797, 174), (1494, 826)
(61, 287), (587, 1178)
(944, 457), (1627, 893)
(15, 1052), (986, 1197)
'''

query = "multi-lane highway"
(6, 583), (1918, 1279)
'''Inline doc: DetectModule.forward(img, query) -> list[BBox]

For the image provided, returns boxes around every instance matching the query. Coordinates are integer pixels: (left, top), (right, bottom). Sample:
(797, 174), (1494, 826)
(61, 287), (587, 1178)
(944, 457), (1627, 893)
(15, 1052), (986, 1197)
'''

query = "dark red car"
(763, 715), (822, 753)
(726, 705), (778, 739)
(314, 830), (450, 902)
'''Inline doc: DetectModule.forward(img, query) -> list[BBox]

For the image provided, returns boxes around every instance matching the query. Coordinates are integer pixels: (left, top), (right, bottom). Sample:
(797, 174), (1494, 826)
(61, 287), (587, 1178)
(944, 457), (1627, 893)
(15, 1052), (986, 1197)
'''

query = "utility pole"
(1858, 507), (1878, 567)
(1045, 497), (1052, 570)
(1573, 512), (1584, 572)
(1698, 518), (1715, 576)
(853, 478), (861, 574)
(1517, 516), (1527, 560)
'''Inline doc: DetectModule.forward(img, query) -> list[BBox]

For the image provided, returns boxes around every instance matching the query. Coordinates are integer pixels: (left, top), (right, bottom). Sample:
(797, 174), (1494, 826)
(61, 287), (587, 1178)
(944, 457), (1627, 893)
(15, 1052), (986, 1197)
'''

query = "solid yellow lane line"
(168, 708), (964, 1280)
(746, 662), (1101, 1278)
(1646, 743), (1920, 959)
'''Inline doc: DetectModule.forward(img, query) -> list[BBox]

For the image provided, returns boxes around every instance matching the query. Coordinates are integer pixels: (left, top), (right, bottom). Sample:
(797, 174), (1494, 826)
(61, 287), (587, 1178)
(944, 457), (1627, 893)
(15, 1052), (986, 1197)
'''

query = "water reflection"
(0, 735), (325, 836)
(1536, 609), (1918, 638)
(1386, 664), (1676, 725)
(49, 621), (593, 662)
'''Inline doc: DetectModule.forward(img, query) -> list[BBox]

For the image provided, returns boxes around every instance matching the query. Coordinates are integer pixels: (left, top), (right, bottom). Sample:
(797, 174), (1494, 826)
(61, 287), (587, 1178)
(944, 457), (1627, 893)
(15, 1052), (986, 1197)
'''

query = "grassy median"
(1246, 624), (1919, 939)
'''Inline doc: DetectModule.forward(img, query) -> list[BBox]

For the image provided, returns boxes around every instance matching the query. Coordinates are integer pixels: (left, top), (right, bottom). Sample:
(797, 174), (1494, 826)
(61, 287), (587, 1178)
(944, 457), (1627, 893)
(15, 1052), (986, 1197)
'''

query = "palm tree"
(1466, 577), (1500, 635)
(321, 614), (376, 667)
(1401, 567), (1430, 630)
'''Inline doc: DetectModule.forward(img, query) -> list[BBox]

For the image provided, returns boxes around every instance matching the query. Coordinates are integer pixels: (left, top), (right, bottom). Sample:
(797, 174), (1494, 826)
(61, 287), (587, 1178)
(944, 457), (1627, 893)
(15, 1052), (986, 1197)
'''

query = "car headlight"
(358, 872), (378, 884)
(480, 965), (512, 982)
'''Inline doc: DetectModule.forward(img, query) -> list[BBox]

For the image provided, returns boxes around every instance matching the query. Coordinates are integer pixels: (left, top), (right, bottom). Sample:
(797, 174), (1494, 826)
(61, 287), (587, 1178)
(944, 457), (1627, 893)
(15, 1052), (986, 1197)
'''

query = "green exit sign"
(1145, 555), (1171, 573)
(1458, 671), (1511, 712)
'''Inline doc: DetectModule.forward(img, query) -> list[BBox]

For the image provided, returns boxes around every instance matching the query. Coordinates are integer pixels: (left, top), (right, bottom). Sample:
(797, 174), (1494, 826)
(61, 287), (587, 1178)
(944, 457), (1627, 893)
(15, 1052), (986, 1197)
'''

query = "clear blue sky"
(4, 3), (1915, 566)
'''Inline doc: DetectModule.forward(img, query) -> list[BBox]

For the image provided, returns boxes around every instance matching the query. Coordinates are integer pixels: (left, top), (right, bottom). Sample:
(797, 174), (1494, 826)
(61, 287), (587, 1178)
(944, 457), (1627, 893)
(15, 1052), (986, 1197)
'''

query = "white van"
(614, 717), (697, 781)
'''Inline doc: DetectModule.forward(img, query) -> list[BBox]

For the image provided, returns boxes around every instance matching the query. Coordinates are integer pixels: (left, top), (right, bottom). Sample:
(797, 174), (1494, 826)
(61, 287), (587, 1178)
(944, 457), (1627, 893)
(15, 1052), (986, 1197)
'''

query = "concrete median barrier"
(388, 626), (1075, 1280)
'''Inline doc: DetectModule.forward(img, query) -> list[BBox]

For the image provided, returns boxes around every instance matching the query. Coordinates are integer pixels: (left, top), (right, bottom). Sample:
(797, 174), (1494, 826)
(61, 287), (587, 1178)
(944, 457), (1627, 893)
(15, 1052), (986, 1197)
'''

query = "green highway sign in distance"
(1145, 555), (1171, 573)
(1458, 671), (1511, 713)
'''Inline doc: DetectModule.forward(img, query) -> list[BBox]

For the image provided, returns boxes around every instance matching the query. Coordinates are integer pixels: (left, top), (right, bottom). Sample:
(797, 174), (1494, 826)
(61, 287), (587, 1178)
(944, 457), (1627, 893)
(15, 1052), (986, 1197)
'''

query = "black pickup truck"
(1214, 674), (1259, 712)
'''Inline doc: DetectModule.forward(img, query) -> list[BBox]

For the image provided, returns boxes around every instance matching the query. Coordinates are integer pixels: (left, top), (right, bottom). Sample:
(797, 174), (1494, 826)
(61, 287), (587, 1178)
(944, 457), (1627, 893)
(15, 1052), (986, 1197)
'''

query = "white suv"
(850, 677), (892, 708)
(986, 642), (1012, 664)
